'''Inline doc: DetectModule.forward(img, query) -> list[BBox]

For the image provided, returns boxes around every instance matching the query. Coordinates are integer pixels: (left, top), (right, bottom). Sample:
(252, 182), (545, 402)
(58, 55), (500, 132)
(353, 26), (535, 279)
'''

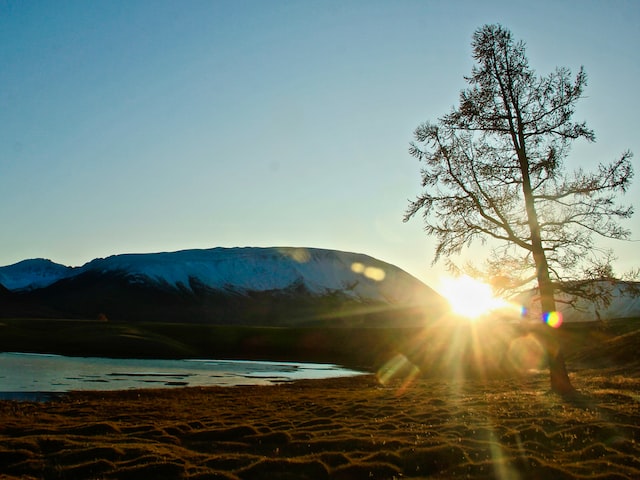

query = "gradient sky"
(1, 0), (638, 288)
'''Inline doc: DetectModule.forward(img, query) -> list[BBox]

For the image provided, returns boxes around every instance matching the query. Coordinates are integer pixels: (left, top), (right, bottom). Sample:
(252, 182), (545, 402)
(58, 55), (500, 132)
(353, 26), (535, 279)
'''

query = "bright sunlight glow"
(439, 275), (508, 320)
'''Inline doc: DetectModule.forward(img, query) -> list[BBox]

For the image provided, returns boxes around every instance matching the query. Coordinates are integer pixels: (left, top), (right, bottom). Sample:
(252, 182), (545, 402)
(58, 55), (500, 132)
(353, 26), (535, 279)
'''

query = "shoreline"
(0, 392), (65, 402)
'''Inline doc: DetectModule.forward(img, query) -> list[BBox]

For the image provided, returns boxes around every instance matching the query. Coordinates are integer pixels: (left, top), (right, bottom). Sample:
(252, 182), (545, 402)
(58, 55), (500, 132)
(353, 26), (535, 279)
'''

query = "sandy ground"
(1, 367), (639, 480)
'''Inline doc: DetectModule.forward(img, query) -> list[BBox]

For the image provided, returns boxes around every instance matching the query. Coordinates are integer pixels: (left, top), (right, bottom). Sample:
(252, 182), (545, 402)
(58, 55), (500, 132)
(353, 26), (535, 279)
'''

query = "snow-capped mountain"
(0, 247), (448, 326)
(516, 280), (640, 322)
(0, 259), (74, 291)
(77, 247), (431, 304)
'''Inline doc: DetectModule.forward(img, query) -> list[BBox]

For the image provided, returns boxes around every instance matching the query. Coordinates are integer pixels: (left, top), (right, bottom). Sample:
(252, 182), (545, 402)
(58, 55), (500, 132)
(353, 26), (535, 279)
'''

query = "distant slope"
(0, 259), (74, 291)
(0, 247), (448, 326)
(516, 280), (640, 322)
(76, 247), (433, 304)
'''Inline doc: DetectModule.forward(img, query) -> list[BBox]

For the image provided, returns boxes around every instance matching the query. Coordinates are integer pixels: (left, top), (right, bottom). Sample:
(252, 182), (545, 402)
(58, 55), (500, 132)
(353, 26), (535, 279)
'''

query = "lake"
(0, 352), (365, 400)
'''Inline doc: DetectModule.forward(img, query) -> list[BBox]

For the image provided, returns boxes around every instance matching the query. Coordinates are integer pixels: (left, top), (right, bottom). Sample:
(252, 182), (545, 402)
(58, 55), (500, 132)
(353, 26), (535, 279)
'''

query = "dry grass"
(1, 368), (639, 479)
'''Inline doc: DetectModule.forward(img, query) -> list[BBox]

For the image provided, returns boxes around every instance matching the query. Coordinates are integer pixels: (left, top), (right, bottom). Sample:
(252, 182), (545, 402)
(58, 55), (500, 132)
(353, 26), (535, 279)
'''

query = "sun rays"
(376, 314), (521, 388)
(439, 275), (510, 320)
(375, 273), (549, 391)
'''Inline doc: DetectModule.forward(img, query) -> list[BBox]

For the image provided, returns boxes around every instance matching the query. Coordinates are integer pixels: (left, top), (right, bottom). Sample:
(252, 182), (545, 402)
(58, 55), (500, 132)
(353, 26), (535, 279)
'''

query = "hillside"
(0, 247), (448, 326)
(515, 280), (640, 323)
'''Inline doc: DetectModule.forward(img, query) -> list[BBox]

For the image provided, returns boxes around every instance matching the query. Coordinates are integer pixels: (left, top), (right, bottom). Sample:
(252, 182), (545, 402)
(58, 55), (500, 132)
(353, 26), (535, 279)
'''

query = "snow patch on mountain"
(78, 247), (433, 304)
(557, 282), (640, 322)
(0, 259), (74, 291)
(0, 247), (441, 306)
(517, 281), (640, 322)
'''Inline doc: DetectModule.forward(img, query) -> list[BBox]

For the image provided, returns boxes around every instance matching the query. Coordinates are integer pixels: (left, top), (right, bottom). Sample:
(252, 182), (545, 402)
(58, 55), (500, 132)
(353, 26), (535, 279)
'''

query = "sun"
(439, 275), (507, 320)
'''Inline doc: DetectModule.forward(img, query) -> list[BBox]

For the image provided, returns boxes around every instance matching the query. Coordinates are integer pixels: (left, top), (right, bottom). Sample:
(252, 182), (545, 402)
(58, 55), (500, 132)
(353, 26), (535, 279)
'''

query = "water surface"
(0, 352), (364, 398)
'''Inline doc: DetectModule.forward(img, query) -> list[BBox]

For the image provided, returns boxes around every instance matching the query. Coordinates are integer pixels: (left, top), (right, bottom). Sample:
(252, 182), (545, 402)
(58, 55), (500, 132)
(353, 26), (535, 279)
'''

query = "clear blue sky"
(1, 0), (638, 286)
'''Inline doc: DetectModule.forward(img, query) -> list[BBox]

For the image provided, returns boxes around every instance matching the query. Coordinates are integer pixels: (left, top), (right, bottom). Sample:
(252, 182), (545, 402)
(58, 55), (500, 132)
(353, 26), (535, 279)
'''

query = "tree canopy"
(406, 24), (633, 296)
(405, 24), (634, 394)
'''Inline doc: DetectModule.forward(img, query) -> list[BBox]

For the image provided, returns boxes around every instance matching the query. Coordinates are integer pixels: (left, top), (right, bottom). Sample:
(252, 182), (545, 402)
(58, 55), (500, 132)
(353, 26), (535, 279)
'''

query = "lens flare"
(351, 262), (386, 281)
(364, 266), (385, 281)
(543, 311), (563, 328)
(376, 353), (420, 395)
(507, 334), (546, 372)
(351, 262), (365, 274)
(280, 247), (311, 263)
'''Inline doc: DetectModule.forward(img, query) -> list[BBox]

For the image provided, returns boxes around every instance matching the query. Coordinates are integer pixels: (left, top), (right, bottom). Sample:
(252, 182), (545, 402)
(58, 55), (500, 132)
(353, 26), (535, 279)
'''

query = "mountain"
(0, 258), (74, 291)
(0, 247), (448, 326)
(515, 280), (640, 323)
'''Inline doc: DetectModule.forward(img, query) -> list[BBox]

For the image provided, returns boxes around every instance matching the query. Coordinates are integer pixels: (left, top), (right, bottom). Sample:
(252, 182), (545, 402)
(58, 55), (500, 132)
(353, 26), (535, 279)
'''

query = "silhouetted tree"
(404, 24), (634, 395)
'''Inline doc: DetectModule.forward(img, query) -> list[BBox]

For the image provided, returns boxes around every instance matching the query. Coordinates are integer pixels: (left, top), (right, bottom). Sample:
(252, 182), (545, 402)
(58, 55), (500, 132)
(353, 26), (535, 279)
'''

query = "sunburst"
(439, 275), (508, 320)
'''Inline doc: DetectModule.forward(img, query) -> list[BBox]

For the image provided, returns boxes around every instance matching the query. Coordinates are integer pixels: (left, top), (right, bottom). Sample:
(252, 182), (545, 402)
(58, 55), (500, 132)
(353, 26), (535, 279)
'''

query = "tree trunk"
(516, 139), (575, 395)
(533, 263), (574, 395)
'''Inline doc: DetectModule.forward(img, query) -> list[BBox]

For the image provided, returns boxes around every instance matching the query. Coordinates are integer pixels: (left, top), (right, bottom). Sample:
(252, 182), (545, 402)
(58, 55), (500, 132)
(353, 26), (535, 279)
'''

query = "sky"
(1, 0), (639, 289)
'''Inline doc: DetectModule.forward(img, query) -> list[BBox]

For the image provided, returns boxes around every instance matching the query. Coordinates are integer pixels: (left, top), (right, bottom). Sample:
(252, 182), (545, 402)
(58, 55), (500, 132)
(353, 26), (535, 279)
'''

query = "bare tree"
(404, 24), (634, 395)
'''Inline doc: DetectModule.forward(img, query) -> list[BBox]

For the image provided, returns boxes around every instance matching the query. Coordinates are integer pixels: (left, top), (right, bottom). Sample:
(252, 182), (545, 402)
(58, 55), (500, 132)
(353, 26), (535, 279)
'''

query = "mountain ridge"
(516, 280), (640, 323)
(0, 247), (448, 326)
(0, 258), (75, 291)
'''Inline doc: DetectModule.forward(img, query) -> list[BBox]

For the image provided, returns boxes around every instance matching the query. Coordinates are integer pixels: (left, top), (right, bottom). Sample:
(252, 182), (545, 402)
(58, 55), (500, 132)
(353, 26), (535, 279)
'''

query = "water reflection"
(0, 352), (363, 396)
